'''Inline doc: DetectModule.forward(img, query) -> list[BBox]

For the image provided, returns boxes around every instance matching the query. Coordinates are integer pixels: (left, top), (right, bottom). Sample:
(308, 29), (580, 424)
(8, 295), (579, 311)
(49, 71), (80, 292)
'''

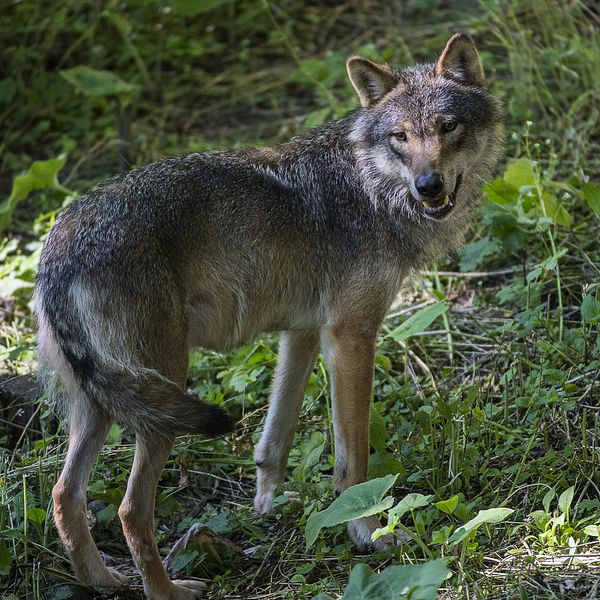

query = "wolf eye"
(441, 121), (458, 133)
(391, 131), (407, 141)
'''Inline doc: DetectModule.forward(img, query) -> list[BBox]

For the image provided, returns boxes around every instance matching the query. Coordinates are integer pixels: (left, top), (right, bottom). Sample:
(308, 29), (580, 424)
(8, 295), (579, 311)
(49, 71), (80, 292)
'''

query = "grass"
(1, 0), (600, 598)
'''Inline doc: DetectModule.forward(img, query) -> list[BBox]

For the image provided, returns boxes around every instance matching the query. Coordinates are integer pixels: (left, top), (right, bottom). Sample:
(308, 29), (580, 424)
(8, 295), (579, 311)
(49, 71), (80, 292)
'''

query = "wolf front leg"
(254, 330), (319, 514)
(320, 325), (387, 550)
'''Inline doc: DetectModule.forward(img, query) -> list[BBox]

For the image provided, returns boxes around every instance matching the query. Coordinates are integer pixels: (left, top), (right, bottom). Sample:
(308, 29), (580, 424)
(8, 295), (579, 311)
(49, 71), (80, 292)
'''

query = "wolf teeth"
(422, 196), (450, 210)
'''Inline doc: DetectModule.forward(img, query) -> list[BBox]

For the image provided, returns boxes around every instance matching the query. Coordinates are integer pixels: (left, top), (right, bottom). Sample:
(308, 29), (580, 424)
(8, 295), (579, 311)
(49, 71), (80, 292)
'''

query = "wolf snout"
(415, 172), (444, 200)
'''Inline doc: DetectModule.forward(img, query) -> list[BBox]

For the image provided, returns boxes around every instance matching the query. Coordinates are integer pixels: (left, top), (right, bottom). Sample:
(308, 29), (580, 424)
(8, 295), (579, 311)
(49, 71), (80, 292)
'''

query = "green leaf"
(336, 560), (449, 600)
(484, 177), (520, 205)
(558, 486), (574, 518)
(293, 431), (325, 483)
(0, 156), (68, 232)
(448, 508), (514, 545)
(541, 191), (572, 227)
(581, 292), (600, 324)
(435, 495), (459, 515)
(368, 451), (404, 479)
(582, 182), (600, 215)
(89, 480), (106, 495)
(387, 302), (449, 343)
(27, 507), (46, 524)
(375, 353), (392, 372)
(0, 539), (12, 575)
(542, 488), (556, 514)
(527, 247), (567, 282)
(459, 236), (501, 271)
(431, 525), (454, 545)
(96, 503), (118, 525)
(60, 65), (138, 97)
(305, 475), (397, 549)
(106, 424), (124, 445)
(369, 406), (387, 452)
(389, 493), (433, 520)
(172, 549), (201, 574)
(504, 158), (536, 189)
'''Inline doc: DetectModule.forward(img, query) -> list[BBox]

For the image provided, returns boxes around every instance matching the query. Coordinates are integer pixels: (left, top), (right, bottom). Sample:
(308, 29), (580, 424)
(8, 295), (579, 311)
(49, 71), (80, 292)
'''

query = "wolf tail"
(34, 267), (234, 438)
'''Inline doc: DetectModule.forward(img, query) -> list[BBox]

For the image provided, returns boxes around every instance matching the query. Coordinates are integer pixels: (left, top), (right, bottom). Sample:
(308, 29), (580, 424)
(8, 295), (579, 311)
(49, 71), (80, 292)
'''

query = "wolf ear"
(346, 57), (398, 107)
(435, 33), (485, 86)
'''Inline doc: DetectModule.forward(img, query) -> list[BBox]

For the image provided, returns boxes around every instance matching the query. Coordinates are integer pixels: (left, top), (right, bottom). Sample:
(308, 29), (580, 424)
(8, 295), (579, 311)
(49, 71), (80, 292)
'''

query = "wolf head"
(348, 33), (503, 222)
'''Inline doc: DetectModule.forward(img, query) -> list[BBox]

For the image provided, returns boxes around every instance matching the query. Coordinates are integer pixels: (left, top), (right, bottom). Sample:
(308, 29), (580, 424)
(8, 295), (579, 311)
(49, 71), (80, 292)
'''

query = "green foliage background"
(1, 1), (599, 598)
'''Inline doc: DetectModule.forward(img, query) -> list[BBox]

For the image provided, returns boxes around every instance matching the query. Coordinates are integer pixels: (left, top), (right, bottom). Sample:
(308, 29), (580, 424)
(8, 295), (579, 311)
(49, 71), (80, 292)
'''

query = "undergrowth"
(1, 1), (599, 598)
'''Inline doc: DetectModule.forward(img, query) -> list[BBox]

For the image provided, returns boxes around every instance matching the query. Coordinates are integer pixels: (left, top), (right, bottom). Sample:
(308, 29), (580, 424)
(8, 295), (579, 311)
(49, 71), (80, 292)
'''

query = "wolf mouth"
(422, 173), (463, 220)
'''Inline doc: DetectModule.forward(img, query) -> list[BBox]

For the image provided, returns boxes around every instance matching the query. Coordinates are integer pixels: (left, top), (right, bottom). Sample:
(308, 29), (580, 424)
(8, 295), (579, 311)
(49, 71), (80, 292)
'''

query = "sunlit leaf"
(435, 495), (459, 515)
(584, 525), (600, 537)
(558, 486), (575, 517)
(0, 156), (69, 232)
(305, 475), (397, 549)
(541, 191), (572, 227)
(448, 508), (514, 545)
(387, 302), (449, 343)
(389, 493), (433, 520)
(504, 158), (536, 189)
(484, 178), (519, 204)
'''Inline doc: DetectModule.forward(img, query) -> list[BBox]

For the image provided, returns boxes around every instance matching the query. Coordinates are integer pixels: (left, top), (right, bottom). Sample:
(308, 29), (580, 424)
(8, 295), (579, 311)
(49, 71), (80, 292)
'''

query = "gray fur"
(36, 48), (502, 434)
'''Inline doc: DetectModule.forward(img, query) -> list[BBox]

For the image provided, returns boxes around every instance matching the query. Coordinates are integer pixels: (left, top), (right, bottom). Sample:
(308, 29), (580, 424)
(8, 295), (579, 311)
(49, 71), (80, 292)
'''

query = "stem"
(395, 522), (433, 559)
(524, 124), (564, 340)
(433, 268), (454, 363)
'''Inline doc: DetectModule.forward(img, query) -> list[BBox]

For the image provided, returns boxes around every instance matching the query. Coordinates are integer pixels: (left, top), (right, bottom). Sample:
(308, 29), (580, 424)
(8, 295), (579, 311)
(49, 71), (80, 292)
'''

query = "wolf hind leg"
(119, 432), (205, 600)
(254, 330), (319, 514)
(52, 400), (130, 590)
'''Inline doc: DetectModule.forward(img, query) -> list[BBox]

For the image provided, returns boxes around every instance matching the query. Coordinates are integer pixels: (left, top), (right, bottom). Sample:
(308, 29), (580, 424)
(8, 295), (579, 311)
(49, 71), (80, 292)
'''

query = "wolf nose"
(415, 173), (444, 198)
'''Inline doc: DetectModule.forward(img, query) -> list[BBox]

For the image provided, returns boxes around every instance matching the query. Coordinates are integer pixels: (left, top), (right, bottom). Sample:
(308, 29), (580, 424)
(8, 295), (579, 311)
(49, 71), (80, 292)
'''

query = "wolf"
(35, 33), (503, 599)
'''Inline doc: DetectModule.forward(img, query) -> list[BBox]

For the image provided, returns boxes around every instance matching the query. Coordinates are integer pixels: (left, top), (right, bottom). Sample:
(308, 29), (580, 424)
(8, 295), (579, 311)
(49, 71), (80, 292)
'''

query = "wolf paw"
(254, 467), (280, 514)
(254, 488), (275, 514)
(89, 567), (130, 592)
(171, 579), (206, 599)
(109, 568), (131, 586)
